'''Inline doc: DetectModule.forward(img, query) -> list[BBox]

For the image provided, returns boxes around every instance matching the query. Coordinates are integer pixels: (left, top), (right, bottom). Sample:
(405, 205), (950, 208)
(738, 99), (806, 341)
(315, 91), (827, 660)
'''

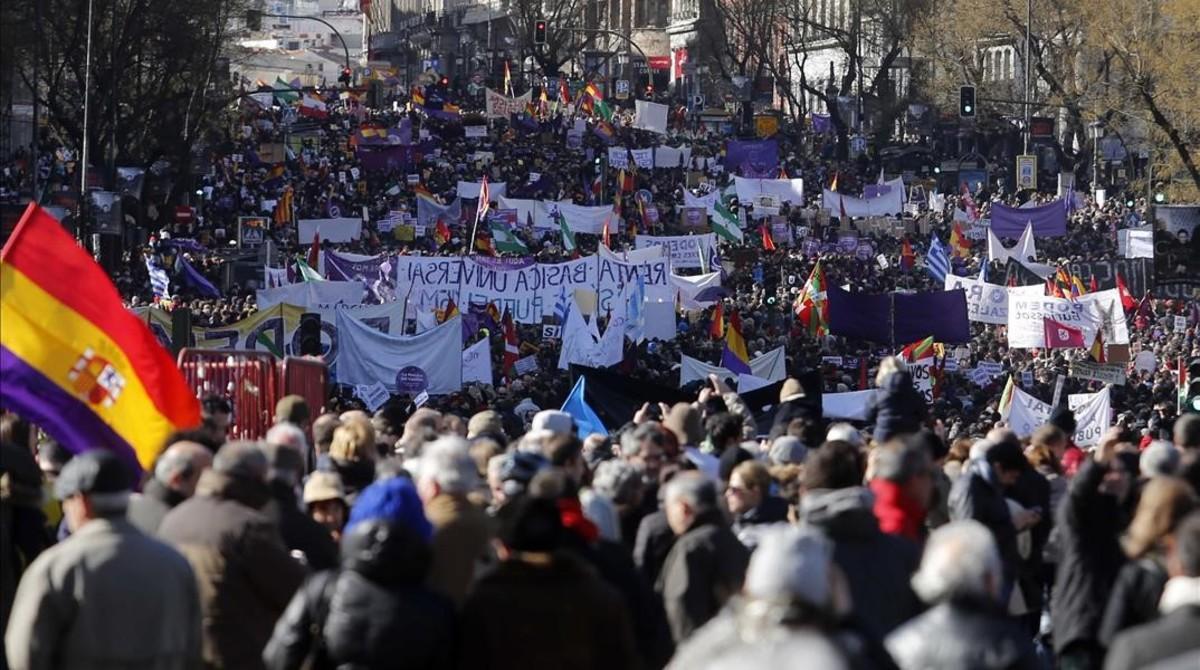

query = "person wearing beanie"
(159, 442), (306, 670)
(467, 409), (506, 441)
(5, 450), (202, 670)
(264, 476), (455, 670)
(457, 495), (640, 670)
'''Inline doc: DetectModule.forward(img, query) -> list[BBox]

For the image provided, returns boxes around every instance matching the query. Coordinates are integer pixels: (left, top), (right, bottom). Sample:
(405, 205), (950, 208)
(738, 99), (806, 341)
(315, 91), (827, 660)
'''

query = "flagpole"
(79, 0), (95, 229)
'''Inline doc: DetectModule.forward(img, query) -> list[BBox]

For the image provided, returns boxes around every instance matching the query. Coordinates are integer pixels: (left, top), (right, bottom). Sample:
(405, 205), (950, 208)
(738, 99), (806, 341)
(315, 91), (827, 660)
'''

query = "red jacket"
(870, 478), (927, 542)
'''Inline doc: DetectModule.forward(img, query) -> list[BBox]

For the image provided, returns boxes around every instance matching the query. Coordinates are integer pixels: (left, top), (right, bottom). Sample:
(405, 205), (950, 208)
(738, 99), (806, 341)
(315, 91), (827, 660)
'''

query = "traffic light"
(298, 313), (322, 357)
(1154, 182), (1167, 203)
(959, 85), (976, 118)
(439, 75), (449, 88)
(338, 67), (352, 86)
(246, 9), (261, 31)
(534, 20), (547, 45)
(1186, 359), (1200, 414)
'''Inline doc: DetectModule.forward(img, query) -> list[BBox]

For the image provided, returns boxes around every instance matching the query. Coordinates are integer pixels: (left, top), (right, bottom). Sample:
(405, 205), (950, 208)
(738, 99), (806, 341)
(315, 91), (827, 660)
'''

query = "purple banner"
(472, 255), (536, 270)
(990, 200), (1068, 238)
(324, 251), (396, 302)
(828, 286), (970, 343)
(725, 139), (779, 177)
(357, 146), (417, 172)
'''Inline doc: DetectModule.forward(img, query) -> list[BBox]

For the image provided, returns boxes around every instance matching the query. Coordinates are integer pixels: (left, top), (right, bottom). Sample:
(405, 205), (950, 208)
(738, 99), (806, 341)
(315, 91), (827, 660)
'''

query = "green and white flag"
(295, 256), (325, 282)
(712, 202), (745, 243)
(490, 219), (529, 254)
(556, 209), (576, 252)
(274, 77), (300, 104)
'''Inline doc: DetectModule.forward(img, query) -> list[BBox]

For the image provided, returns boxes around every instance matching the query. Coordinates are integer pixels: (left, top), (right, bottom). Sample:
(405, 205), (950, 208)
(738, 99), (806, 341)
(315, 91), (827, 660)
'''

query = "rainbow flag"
(720, 311), (751, 375)
(0, 205), (200, 474)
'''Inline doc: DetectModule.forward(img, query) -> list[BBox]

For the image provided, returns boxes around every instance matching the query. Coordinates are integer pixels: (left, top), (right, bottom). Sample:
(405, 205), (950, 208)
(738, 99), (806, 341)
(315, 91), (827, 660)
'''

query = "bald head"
(154, 441), (213, 497)
(339, 410), (371, 425)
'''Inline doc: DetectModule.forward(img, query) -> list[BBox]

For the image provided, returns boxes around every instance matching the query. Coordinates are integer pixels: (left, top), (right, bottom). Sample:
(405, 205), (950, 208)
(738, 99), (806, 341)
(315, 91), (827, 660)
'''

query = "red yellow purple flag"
(0, 204), (200, 474)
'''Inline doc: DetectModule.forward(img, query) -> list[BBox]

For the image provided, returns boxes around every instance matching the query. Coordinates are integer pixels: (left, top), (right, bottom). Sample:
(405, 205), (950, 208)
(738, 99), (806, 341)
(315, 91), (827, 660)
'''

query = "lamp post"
(1089, 121), (1104, 196)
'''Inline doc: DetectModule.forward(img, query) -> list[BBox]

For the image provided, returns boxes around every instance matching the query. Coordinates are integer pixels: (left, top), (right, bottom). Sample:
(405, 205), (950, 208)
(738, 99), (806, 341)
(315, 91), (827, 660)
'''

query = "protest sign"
(943, 275), (1009, 325)
(257, 280), (365, 310)
(484, 88), (532, 118)
(1007, 293), (1102, 348)
(910, 360), (935, 403)
(1070, 360), (1127, 385)
(679, 348), (787, 386)
(733, 177), (805, 204)
(394, 254), (671, 325)
(1008, 386), (1112, 446)
(354, 383), (392, 412)
(513, 355), (539, 376)
(464, 126), (488, 138)
(298, 218), (363, 243)
(820, 178), (905, 217)
(335, 312), (463, 394)
(990, 200), (1067, 237)
(462, 338), (493, 386)
(635, 234), (720, 271)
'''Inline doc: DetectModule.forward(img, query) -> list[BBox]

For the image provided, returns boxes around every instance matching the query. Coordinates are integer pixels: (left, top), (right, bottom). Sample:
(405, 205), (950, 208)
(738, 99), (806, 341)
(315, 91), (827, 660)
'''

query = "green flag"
(557, 210), (576, 252)
(594, 99), (613, 122)
(712, 202), (745, 243)
(274, 77), (299, 104)
(256, 331), (283, 359)
(490, 219), (529, 254)
(295, 256), (324, 282)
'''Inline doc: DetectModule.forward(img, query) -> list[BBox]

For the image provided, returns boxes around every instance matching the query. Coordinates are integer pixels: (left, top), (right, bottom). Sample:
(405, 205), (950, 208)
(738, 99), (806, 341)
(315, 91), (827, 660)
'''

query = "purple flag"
(724, 139), (779, 177)
(828, 285), (969, 344)
(990, 200), (1068, 238)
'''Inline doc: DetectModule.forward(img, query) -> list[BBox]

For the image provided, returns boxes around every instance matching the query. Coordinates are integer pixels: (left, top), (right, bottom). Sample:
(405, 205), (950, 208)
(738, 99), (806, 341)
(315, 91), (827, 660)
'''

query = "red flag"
(1089, 274), (1099, 293)
(434, 218), (452, 246)
(760, 224), (777, 252)
(439, 297), (461, 324)
(900, 239), (915, 270)
(709, 303), (725, 339)
(1043, 318), (1086, 348)
(961, 182), (979, 221)
(601, 218), (611, 249)
(502, 309), (519, 378)
(307, 229), (320, 270)
(1116, 272), (1136, 310)
(475, 174), (491, 227)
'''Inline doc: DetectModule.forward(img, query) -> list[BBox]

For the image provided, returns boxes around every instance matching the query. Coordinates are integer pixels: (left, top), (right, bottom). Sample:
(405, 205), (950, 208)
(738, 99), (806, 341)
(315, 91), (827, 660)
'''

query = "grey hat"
(1140, 440), (1181, 478)
(769, 436), (808, 466)
(744, 526), (834, 607)
(531, 409), (574, 436)
(54, 450), (130, 501)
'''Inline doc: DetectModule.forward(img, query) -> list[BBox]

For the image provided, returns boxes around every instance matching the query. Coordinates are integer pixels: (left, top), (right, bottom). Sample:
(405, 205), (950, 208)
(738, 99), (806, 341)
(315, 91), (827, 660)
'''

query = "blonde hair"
(1123, 477), (1198, 559)
(329, 420), (377, 462)
(875, 356), (906, 387)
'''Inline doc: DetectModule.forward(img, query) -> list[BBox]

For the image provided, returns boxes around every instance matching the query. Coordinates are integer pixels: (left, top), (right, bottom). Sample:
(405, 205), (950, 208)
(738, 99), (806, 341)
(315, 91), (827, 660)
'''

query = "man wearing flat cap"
(5, 450), (202, 670)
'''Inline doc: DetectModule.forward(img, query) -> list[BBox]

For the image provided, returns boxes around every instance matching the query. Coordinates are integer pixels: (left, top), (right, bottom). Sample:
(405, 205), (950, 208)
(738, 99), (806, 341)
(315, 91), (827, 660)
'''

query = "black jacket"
(865, 370), (928, 443)
(266, 480), (339, 572)
(1050, 460), (1129, 653)
(885, 599), (1041, 670)
(1103, 605), (1200, 670)
(656, 510), (750, 643)
(262, 519), (456, 670)
(949, 460), (1020, 589)
(1006, 466), (1052, 615)
(731, 495), (790, 549)
(801, 487), (922, 640)
(634, 510), (676, 587)
(1098, 555), (1168, 648)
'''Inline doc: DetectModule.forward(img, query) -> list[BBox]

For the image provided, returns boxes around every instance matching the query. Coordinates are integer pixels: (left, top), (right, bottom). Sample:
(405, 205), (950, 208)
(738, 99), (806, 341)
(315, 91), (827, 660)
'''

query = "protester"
(869, 436), (935, 542)
(726, 459), (789, 549)
(5, 451), (202, 670)
(158, 442), (306, 670)
(302, 471), (349, 543)
(127, 440), (213, 535)
(261, 439), (339, 570)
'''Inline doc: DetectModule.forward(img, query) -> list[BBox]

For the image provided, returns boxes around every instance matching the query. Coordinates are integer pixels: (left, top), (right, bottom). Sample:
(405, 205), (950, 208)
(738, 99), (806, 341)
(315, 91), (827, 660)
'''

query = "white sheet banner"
(679, 348), (787, 386)
(395, 255), (671, 324)
(635, 234), (720, 270)
(1008, 387), (1112, 447)
(987, 224), (1037, 263)
(335, 312), (463, 394)
(1007, 293), (1103, 348)
(464, 125), (488, 138)
(822, 390), (878, 421)
(298, 218), (362, 243)
(264, 267), (290, 289)
(310, 303), (405, 375)
(1075, 289), (1130, 345)
(548, 202), (615, 235)
(820, 178), (905, 217)
(495, 196), (572, 229)
(633, 100), (669, 134)
(684, 190), (720, 214)
(655, 146), (693, 169)
(456, 181), (507, 200)
(631, 148), (654, 169)
(598, 244), (665, 263)
(607, 147), (629, 169)
(734, 177), (805, 204)
(257, 280), (365, 310)
(484, 88), (532, 118)
(462, 338), (494, 386)
(672, 271), (723, 310)
(944, 275), (1009, 325)
(1118, 229), (1154, 259)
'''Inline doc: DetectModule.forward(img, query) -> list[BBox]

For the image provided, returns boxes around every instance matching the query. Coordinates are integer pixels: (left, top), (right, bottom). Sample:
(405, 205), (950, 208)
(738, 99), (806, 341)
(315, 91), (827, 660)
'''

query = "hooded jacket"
(865, 370), (928, 443)
(800, 487), (923, 639)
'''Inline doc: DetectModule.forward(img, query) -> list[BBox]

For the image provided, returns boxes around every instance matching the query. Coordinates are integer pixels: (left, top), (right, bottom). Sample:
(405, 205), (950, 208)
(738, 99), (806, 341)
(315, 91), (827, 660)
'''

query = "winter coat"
(266, 480), (339, 572)
(1103, 605), (1200, 670)
(262, 519), (456, 670)
(126, 478), (186, 536)
(457, 553), (639, 670)
(1006, 467), (1052, 617)
(864, 370), (928, 443)
(731, 495), (790, 549)
(800, 487), (922, 640)
(1050, 460), (1129, 654)
(949, 460), (1020, 589)
(423, 492), (493, 608)
(634, 509), (676, 587)
(158, 470), (306, 670)
(4, 518), (201, 670)
(1098, 555), (1168, 647)
(657, 510), (750, 643)
(885, 599), (1040, 670)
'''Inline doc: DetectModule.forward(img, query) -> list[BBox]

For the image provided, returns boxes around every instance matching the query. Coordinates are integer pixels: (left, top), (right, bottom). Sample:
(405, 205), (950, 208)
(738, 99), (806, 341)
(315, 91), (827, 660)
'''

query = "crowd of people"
(1, 82), (1200, 670)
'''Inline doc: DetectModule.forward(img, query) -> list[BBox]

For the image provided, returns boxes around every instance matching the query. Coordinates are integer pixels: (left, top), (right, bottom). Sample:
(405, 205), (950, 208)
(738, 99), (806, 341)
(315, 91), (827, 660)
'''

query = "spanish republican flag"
(949, 221), (971, 258)
(0, 205), (200, 474)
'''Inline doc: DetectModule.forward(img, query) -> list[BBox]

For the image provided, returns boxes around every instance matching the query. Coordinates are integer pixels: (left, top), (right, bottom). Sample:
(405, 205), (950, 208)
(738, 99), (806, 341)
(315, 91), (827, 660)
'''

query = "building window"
(1003, 50), (1012, 80)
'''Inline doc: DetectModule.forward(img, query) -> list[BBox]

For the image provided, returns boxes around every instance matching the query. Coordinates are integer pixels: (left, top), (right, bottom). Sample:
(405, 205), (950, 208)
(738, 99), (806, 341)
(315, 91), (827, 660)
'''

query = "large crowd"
(1, 82), (1200, 670)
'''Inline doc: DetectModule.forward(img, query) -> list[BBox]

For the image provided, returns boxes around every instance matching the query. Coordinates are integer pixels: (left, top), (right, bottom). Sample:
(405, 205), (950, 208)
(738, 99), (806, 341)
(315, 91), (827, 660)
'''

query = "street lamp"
(1089, 121), (1104, 196)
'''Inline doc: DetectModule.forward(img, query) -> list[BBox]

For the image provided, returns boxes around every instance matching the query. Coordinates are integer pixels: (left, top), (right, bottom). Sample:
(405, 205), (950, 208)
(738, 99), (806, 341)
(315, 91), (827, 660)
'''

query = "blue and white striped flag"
(625, 275), (646, 344)
(145, 257), (171, 300)
(553, 286), (571, 325)
(925, 235), (950, 283)
(978, 259), (988, 283)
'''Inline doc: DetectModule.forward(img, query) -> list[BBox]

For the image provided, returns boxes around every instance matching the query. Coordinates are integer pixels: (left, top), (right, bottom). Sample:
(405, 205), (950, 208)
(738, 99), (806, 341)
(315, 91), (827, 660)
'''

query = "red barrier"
(176, 349), (279, 441)
(279, 356), (329, 418)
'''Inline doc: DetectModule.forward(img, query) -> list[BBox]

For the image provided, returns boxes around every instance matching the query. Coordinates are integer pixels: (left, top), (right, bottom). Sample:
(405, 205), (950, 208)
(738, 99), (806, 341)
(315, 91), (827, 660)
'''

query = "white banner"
(988, 224), (1037, 263)
(1007, 293), (1102, 348)
(679, 348), (787, 386)
(684, 190), (720, 214)
(1069, 360), (1127, 386)
(821, 178), (905, 217)
(456, 180), (507, 199)
(631, 148), (654, 169)
(910, 359), (935, 404)
(464, 125), (488, 138)
(335, 312), (463, 395)
(607, 147), (629, 169)
(822, 390), (877, 421)
(734, 177), (805, 205)
(298, 217), (362, 243)
(462, 338), (493, 386)
(394, 255), (671, 324)
(944, 274), (1009, 325)
(257, 280), (365, 310)
(550, 202), (616, 235)
(672, 271), (723, 310)
(655, 146), (693, 169)
(484, 88), (532, 118)
(1118, 229), (1154, 259)
(495, 196), (570, 229)
(1008, 386), (1112, 447)
(1076, 289), (1130, 345)
(635, 233), (720, 270)
(264, 267), (290, 289)
(633, 100), (669, 134)
(598, 244), (664, 264)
